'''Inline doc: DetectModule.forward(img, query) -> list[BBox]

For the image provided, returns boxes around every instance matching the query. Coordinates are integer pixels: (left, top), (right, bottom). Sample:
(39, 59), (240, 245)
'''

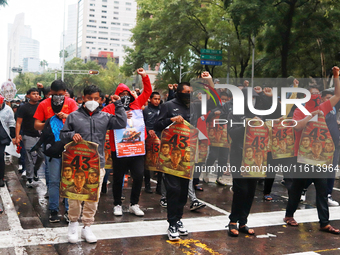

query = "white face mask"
(85, 100), (99, 112)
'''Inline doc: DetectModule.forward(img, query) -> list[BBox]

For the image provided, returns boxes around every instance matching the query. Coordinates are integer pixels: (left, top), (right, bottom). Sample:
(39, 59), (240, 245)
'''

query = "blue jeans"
(46, 157), (68, 211)
(44, 155), (49, 189)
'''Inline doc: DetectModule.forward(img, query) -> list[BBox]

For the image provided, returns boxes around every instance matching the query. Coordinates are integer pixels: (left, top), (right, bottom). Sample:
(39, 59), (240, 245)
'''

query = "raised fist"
(333, 66), (339, 78)
(201, 71), (212, 80)
(137, 68), (146, 77)
(168, 84), (174, 90)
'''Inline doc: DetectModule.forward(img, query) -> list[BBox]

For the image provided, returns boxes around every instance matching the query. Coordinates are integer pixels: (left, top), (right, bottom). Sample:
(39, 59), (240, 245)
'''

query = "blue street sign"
(200, 60), (222, 66)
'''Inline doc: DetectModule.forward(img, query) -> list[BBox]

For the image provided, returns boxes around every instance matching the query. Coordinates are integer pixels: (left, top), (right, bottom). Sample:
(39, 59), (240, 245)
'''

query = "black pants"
(112, 153), (144, 206)
(0, 144), (6, 179)
(164, 174), (189, 226)
(206, 146), (229, 179)
(144, 169), (151, 187)
(229, 177), (258, 226)
(285, 177), (329, 227)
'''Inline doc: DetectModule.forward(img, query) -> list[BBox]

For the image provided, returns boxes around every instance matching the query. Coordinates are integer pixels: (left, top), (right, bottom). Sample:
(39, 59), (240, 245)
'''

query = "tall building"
(7, 13), (40, 79)
(76, 0), (136, 65)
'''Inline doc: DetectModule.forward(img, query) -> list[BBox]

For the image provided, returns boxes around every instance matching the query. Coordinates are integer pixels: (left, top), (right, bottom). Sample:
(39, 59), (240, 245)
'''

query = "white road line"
(0, 207), (340, 249)
(332, 187), (340, 192)
(197, 199), (229, 215)
(0, 184), (22, 231)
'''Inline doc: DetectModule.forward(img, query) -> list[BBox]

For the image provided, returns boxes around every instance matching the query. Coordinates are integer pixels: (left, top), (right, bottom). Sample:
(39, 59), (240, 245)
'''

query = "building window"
(98, 37), (108, 40)
(86, 36), (97, 39)
(102, 5), (107, 7)
(99, 31), (108, 34)
(87, 25), (96, 28)
(104, 48), (108, 50)
(111, 32), (120, 36)
(126, 8), (131, 11)
(90, 3), (95, 6)
(110, 38), (120, 41)
(87, 30), (97, 33)
(110, 43), (120, 46)
(101, 21), (107, 24)
(122, 28), (130, 31)
(102, 16), (107, 18)
(86, 41), (94, 44)
(114, 1), (119, 3)
(113, 17), (118, 20)
(99, 26), (108, 29)
(111, 22), (121, 25)
(126, 2), (131, 5)
(114, 6), (119, 9)
(123, 23), (132, 27)
(114, 12), (119, 14)
(102, 10), (107, 13)
(92, 47), (96, 49)
(111, 27), (120, 30)
(102, 0), (107, 2)
(89, 14), (95, 17)
(110, 49), (113, 51)
(89, 20), (97, 23)
(90, 9), (95, 11)
(98, 48), (102, 50)
(86, 47), (89, 49)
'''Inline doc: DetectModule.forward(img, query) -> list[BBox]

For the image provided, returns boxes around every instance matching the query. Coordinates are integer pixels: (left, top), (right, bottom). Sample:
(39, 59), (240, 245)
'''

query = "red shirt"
(293, 100), (332, 156)
(102, 75), (152, 151)
(33, 97), (78, 123)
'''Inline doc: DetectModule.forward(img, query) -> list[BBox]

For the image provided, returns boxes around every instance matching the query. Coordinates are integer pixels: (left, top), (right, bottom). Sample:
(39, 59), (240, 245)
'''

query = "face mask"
(85, 100), (99, 112)
(221, 102), (225, 106)
(121, 95), (131, 110)
(177, 92), (191, 106)
(305, 94), (321, 110)
(52, 95), (65, 106)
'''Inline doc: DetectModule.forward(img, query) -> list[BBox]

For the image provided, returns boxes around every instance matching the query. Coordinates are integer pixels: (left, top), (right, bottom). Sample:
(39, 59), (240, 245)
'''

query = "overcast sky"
(0, 0), (78, 83)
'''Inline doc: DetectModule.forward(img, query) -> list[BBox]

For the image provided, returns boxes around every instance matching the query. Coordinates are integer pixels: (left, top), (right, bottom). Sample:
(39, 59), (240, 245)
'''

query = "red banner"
(206, 115), (230, 148)
(297, 115), (334, 166)
(157, 121), (198, 179)
(241, 118), (269, 177)
(145, 135), (161, 171)
(104, 131), (112, 170)
(271, 118), (295, 159)
(198, 139), (209, 163)
(60, 141), (100, 202)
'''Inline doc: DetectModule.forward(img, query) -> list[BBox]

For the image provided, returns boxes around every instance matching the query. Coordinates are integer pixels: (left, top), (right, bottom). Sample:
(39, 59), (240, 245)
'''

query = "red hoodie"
(102, 75), (152, 151)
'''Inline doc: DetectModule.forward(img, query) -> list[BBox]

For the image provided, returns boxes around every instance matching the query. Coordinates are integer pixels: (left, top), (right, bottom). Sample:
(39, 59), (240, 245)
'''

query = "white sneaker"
(328, 195), (339, 206)
(18, 165), (23, 171)
(129, 204), (144, 216)
(113, 205), (123, 216)
(176, 221), (188, 236)
(21, 170), (26, 177)
(67, 221), (79, 243)
(81, 226), (97, 243)
(167, 225), (180, 241)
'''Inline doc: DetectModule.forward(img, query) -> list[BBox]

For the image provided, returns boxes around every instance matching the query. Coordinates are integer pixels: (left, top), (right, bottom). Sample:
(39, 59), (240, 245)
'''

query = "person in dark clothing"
(0, 95), (16, 187)
(143, 91), (161, 194)
(154, 81), (192, 240)
(15, 88), (44, 188)
(227, 86), (273, 237)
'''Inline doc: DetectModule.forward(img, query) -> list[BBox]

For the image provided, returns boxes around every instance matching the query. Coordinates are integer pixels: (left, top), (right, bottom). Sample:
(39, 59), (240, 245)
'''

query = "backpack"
(31, 116), (65, 158)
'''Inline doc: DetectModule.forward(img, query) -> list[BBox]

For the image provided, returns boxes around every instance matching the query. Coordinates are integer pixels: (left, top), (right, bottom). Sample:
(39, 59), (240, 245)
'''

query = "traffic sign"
(200, 49), (222, 54)
(201, 54), (222, 60)
(12, 67), (23, 73)
(200, 60), (222, 66)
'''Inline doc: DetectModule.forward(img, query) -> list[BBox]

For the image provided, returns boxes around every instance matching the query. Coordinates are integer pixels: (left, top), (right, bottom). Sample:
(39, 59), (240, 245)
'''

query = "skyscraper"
(76, 0), (136, 65)
(7, 13), (40, 79)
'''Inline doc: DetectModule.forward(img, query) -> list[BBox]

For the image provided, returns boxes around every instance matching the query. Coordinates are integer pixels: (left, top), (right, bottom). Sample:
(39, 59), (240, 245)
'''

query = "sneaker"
(26, 179), (33, 188)
(49, 210), (60, 223)
(176, 220), (188, 236)
(328, 195), (339, 206)
(216, 177), (228, 186)
(121, 195), (125, 201)
(113, 205), (123, 216)
(129, 204), (144, 216)
(300, 190), (306, 202)
(68, 221), (79, 243)
(64, 211), (70, 223)
(190, 200), (206, 211)
(0, 179), (4, 187)
(160, 198), (167, 208)
(44, 191), (49, 198)
(21, 170), (26, 178)
(167, 225), (180, 241)
(81, 226), (97, 243)
(33, 169), (39, 182)
(145, 184), (153, 194)
(18, 165), (23, 171)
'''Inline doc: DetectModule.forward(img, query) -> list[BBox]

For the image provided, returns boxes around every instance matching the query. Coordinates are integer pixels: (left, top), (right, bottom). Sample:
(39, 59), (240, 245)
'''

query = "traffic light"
(89, 70), (99, 75)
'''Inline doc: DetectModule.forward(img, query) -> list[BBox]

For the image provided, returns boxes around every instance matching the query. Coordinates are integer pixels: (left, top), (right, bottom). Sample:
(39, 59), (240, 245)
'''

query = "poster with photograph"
(198, 139), (209, 163)
(271, 118), (295, 159)
(104, 131), (113, 170)
(145, 135), (161, 171)
(241, 118), (269, 177)
(297, 115), (334, 166)
(206, 115), (230, 148)
(157, 121), (198, 179)
(60, 140), (100, 202)
(114, 109), (145, 158)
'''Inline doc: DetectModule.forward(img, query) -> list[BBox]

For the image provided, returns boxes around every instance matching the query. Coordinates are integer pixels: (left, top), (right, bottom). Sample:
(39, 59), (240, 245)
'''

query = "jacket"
(102, 75), (152, 152)
(154, 96), (190, 132)
(0, 103), (15, 141)
(60, 101), (127, 168)
(143, 103), (160, 132)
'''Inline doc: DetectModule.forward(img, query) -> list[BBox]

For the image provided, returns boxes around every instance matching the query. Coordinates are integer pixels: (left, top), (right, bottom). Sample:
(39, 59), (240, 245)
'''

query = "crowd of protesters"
(1, 67), (340, 243)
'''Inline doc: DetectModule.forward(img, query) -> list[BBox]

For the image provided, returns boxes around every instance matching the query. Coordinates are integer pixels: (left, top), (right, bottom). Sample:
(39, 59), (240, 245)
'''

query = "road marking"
(167, 239), (222, 255)
(197, 199), (229, 215)
(0, 184), (22, 231)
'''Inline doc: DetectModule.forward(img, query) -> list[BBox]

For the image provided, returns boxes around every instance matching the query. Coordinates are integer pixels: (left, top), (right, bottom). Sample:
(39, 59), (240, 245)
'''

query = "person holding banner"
(60, 85), (127, 243)
(103, 68), (152, 217)
(284, 66), (340, 234)
(155, 81), (194, 241)
(227, 86), (273, 237)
